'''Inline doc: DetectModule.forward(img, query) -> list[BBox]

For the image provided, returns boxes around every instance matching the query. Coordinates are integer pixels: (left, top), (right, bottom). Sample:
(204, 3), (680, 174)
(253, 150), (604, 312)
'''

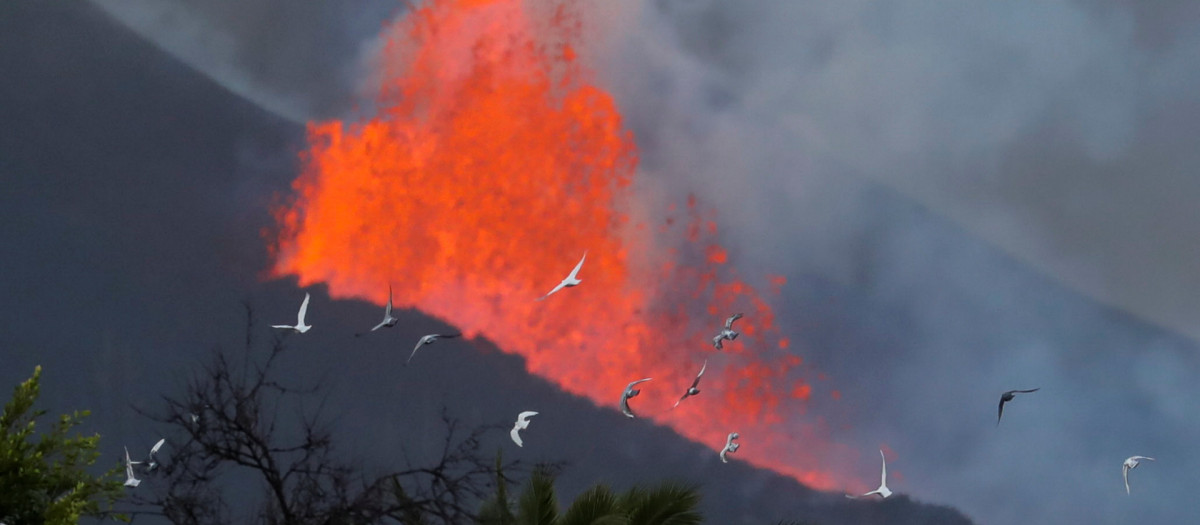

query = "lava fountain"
(270, 0), (845, 489)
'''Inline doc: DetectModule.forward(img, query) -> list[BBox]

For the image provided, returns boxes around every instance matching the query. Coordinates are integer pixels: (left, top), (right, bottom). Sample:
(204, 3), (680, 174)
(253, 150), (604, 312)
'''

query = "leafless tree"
(121, 303), (528, 524)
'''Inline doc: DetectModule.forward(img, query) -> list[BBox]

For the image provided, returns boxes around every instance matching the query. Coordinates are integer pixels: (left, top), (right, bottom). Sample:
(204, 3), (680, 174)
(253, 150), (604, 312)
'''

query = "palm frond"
(621, 482), (701, 525)
(515, 466), (559, 525)
(559, 485), (627, 525)
(478, 451), (516, 525)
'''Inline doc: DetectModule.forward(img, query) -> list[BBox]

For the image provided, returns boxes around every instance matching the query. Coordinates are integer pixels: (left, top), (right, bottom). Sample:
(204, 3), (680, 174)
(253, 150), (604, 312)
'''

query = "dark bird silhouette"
(997, 388), (1040, 425)
(674, 359), (707, 408)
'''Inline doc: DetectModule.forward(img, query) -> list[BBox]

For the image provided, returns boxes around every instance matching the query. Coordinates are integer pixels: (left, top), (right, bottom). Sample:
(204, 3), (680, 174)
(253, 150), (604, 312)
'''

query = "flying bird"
(509, 411), (538, 447)
(189, 403), (211, 425)
(711, 313), (743, 350)
(123, 447), (141, 488)
(674, 359), (708, 408)
(720, 432), (740, 463)
(620, 378), (652, 418)
(847, 449), (892, 499)
(271, 292), (312, 333)
(997, 388), (1040, 425)
(1123, 456), (1155, 495)
(142, 438), (165, 472)
(359, 284), (399, 336)
(536, 251), (587, 301)
(406, 333), (462, 364)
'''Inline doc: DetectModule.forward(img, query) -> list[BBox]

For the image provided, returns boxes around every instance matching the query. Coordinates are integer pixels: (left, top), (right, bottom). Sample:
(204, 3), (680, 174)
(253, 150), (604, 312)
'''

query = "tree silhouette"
(122, 303), (524, 524)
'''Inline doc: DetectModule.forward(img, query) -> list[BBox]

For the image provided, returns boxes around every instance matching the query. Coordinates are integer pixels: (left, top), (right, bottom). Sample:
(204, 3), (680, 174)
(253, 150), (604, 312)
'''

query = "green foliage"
(389, 475), (429, 525)
(0, 366), (126, 524)
(478, 452), (517, 525)
(480, 465), (702, 525)
(557, 485), (623, 525)
(620, 484), (700, 525)
(516, 467), (559, 525)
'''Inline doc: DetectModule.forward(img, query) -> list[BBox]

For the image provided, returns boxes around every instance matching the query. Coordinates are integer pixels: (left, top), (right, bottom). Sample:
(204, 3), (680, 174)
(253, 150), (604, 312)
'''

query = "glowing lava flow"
(270, 0), (842, 489)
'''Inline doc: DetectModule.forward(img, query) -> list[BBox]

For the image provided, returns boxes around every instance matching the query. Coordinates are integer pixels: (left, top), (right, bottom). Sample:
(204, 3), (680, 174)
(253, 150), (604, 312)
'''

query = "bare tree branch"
(119, 305), (533, 524)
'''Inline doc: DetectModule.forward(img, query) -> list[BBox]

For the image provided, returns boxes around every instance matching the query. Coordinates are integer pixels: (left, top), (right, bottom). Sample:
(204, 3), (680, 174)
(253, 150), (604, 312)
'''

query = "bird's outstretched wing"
(997, 398), (1006, 425)
(630, 378), (652, 388)
(566, 251), (587, 280)
(711, 334), (724, 350)
(510, 425), (524, 447)
(1123, 463), (1131, 495)
(385, 284), (393, 316)
(149, 438), (165, 457)
(369, 319), (389, 332)
(124, 447), (138, 480)
(692, 360), (708, 388)
(724, 313), (743, 330)
(620, 395), (635, 418)
(673, 393), (689, 408)
(537, 281), (568, 301)
(296, 293), (311, 325)
(879, 449), (888, 486)
(1013, 388), (1040, 394)
(407, 340), (425, 364)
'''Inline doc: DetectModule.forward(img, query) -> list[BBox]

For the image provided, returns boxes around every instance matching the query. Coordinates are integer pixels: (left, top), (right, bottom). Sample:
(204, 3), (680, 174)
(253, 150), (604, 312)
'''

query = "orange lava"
(270, 0), (844, 490)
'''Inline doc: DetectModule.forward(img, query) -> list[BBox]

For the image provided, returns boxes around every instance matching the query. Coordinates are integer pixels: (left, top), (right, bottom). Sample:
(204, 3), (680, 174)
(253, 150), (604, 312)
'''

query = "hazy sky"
(605, 2), (1200, 522)
(90, 0), (1200, 342)
(6, 0), (1200, 523)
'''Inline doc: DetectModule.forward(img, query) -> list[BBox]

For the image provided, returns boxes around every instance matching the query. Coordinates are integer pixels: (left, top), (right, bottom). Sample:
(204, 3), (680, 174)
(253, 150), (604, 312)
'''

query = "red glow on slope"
(270, 0), (845, 490)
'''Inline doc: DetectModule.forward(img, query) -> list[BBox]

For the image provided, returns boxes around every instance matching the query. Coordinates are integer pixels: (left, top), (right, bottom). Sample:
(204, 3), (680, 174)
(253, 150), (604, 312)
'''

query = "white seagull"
(271, 292), (312, 333)
(847, 449), (892, 499)
(360, 284), (398, 335)
(536, 251), (587, 301)
(510, 411), (538, 447)
(140, 438), (166, 472)
(620, 378), (652, 418)
(1123, 455), (1155, 495)
(997, 388), (1039, 425)
(406, 333), (462, 364)
(674, 359), (708, 408)
(711, 313), (743, 350)
(720, 432), (740, 463)
(123, 447), (141, 488)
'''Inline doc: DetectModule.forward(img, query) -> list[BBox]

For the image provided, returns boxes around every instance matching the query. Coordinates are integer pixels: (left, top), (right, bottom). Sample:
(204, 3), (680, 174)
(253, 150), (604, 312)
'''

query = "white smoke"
(595, 1), (1200, 523)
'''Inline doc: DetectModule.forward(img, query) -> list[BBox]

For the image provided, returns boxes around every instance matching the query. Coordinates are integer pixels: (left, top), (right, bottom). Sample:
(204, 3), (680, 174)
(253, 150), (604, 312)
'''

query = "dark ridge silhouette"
(2, 2), (985, 523)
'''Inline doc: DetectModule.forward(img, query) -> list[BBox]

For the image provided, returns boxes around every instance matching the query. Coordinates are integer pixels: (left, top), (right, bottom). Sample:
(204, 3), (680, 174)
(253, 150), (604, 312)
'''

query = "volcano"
(269, 0), (845, 490)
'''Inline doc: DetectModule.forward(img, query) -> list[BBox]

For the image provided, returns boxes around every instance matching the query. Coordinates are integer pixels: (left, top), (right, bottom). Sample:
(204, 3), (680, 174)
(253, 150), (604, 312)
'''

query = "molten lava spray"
(271, 0), (843, 489)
